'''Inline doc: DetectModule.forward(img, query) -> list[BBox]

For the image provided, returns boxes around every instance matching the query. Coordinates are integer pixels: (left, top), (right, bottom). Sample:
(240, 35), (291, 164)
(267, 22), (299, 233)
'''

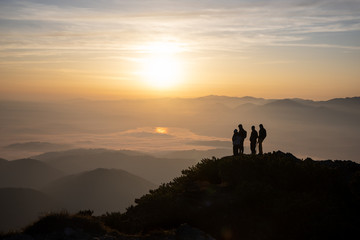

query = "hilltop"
(3, 151), (360, 240)
(106, 151), (360, 240)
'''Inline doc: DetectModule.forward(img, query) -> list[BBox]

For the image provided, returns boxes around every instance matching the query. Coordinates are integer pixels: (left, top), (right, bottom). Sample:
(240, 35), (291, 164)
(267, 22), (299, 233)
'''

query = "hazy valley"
(0, 96), (359, 234)
(1, 96), (359, 161)
(0, 148), (191, 231)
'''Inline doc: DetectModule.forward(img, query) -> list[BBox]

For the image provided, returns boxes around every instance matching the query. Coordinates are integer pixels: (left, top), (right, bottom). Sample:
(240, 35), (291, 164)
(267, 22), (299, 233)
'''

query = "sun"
(155, 127), (168, 134)
(138, 42), (184, 90)
(143, 56), (181, 89)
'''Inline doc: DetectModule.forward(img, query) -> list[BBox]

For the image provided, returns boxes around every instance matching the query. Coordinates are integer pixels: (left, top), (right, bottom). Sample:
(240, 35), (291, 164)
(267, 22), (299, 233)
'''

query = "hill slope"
(3, 152), (360, 240)
(33, 148), (198, 184)
(0, 188), (58, 232)
(0, 158), (64, 189)
(43, 168), (156, 214)
(104, 152), (360, 240)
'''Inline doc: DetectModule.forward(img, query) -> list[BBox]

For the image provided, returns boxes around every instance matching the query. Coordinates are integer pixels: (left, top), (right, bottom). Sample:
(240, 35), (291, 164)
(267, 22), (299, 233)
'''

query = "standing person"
(238, 124), (247, 154)
(258, 124), (267, 155)
(232, 129), (240, 156)
(250, 126), (258, 155)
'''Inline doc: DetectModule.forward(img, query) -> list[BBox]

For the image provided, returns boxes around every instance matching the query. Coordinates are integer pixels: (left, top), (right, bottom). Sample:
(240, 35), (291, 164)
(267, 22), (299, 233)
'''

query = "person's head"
(259, 124), (263, 129)
(238, 124), (243, 129)
(251, 126), (255, 130)
(234, 129), (238, 133)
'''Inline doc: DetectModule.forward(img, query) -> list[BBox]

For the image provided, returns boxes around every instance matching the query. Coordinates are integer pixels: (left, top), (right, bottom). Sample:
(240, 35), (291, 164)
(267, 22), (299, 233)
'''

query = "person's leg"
(233, 145), (237, 156)
(259, 139), (263, 155)
(240, 140), (244, 154)
(251, 141), (256, 154)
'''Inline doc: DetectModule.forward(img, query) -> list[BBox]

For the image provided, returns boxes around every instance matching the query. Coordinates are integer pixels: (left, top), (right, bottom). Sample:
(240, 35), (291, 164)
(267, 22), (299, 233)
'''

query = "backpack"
(241, 129), (247, 139)
(233, 133), (241, 145)
(260, 129), (266, 139)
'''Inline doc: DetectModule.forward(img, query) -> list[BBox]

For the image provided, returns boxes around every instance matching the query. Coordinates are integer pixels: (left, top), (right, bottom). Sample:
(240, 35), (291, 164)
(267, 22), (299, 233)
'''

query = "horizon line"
(0, 95), (359, 103)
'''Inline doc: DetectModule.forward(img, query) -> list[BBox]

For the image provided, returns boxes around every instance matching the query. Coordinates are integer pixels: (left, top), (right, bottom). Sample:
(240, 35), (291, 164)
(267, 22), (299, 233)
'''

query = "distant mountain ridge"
(33, 148), (199, 184)
(322, 96), (360, 104)
(264, 99), (306, 108)
(43, 168), (156, 214)
(0, 158), (65, 189)
(0, 164), (157, 232)
(0, 150), (162, 232)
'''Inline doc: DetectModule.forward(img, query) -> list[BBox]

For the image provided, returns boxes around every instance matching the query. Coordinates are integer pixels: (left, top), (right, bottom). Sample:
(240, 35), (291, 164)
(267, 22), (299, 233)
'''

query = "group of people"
(232, 124), (267, 155)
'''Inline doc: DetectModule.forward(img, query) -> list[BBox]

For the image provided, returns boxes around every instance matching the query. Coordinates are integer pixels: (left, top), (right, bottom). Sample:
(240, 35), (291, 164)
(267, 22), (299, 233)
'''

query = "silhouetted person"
(238, 124), (247, 154)
(232, 129), (241, 156)
(258, 124), (267, 155)
(250, 126), (258, 155)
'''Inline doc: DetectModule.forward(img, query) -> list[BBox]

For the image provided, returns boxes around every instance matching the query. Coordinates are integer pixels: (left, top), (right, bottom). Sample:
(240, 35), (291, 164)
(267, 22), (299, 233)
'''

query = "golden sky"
(0, 0), (359, 100)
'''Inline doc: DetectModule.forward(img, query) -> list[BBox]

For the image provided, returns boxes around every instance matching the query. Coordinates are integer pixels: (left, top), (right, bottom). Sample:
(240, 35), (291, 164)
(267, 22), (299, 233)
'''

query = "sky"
(0, 0), (360, 100)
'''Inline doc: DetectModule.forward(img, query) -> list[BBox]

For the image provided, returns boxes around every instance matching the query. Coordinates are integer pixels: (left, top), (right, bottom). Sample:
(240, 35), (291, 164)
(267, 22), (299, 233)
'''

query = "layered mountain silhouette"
(0, 158), (64, 189)
(0, 151), (162, 232)
(3, 151), (359, 240)
(33, 148), (198, 184)
(42, 168), (156, 214)
(258, 98), (359, 125)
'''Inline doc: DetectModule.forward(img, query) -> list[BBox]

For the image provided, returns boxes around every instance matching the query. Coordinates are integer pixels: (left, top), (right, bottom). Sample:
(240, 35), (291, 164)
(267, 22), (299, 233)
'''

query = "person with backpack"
(250, 126), (258, 155)
(232, 129), (241, 156)
(238, 124), (247, 154)
(258, 124), (267, 155)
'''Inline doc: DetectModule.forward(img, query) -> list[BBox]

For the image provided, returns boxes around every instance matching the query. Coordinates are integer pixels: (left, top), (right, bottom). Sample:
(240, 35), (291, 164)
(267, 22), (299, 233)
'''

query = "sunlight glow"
(138, 42), (184, 90)
(156, 127), (168, 134)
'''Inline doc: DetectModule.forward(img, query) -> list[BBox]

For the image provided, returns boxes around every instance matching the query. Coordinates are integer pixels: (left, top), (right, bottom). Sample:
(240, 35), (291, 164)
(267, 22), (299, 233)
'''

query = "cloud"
(4, 141), (72, 151)
(271, 43), (360, 50)
(121, 131), (174, 139)
(1, 0), (359, 56)
(0, 126), (229, 159)
(187, 140), (231, 148)
(0, 0), (359, 86)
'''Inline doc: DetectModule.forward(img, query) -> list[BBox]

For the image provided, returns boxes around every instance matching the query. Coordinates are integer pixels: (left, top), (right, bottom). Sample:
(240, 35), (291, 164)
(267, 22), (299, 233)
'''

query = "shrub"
(23, 211), (111, 236)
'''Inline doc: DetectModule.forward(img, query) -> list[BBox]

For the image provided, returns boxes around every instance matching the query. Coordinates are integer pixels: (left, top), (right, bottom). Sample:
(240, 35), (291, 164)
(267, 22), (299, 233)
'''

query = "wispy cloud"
(0, 0), (359, 95)
(1, 0), (359, 58)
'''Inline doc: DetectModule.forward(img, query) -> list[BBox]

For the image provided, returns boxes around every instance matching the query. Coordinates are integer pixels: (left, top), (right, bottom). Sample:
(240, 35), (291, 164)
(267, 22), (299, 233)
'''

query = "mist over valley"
(1, 95), (359, 234)
(1, 96), (359, 161)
